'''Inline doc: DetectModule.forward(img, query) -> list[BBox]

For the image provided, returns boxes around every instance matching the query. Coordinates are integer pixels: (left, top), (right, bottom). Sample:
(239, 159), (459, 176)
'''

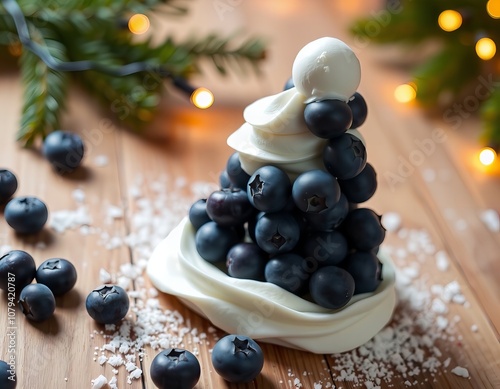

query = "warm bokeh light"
(475, 37), (497, 60)
(438, 10), (463, 32)
(128, 14), (150, 35)
(394, 83), (417, 103)
(479, 147), (497, 166)
(191, 88), (214, 109)
(487, 0), (500, 18)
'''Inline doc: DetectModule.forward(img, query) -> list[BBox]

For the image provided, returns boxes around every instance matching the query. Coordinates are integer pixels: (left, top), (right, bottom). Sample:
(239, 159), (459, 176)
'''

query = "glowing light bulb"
(476, 37), (496, 60)
(128, 14), (150, 35)
(479, 147), (497, 166)
(487, 0), (500, 19)
(394, 83), (417, 103)
(191, 88), (214, 109)
(438, 10), (463, 32)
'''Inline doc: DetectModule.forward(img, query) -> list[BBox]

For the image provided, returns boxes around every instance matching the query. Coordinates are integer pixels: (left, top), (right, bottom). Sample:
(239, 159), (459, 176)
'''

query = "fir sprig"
(0, 0), (266, 146)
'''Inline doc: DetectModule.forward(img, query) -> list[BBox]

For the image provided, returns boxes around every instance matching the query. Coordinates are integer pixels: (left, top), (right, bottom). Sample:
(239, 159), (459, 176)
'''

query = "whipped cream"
(147, 218), (397, 354)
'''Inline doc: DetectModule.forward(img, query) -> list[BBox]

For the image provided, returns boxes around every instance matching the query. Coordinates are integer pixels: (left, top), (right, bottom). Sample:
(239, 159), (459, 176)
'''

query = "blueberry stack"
(189, 89), (386, 311)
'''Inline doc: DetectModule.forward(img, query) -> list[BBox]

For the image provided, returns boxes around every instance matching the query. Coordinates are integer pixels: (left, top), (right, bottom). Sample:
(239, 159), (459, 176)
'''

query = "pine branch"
(481, 88), (500, 147)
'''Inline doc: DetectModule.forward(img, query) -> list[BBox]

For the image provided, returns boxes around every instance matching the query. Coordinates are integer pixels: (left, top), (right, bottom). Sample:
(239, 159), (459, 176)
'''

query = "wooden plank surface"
(0, 1), (499, 388)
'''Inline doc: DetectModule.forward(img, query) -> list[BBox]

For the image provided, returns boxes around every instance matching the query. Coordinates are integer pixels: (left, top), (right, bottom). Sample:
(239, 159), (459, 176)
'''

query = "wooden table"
(0, 2), (499, 388)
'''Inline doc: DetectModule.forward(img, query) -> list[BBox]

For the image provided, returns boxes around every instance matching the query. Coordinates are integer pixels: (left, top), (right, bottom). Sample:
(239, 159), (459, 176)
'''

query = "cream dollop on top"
(147, 218), (397, 354)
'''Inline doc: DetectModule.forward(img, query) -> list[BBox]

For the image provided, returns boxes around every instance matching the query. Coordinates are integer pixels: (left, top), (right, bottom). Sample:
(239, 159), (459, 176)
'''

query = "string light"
(475, 37), (497, 60)
(438, 10), (463, 32)
(394, 83), (417, 103)
(191, 88), (214, 109)
(487, 0), (500, 19)
(128, 14), (150, 35)
(479, 147), (497, 166)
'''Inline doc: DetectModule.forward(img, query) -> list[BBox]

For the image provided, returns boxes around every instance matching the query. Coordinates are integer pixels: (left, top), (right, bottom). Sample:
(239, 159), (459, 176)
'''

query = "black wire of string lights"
(1, 0), (214, 108)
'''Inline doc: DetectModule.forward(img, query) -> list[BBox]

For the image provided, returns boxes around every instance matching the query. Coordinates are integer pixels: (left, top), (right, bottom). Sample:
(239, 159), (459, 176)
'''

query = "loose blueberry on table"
(211, 334), (264, 383)
(0, 360), (16, 389)
(150, 348), (201, 389)
(85, 284), (129, 324)
(0, 250), (36, 292)
(18, 283), (56, 322)
(35, 258), (77, 296)
(0, 169), (18, 204)
(42, 130), (85, 173)
(4, 196), (48, 234)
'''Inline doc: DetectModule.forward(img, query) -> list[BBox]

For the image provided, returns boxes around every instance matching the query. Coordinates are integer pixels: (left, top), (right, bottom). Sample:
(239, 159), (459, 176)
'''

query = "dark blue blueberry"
(150, 348), (200, 389)
(0, 360), (16, 389)
(338, 163), (377, 204)
(304, 99), (353, 139)
(4, 196), (48, 234)
(188, 199), (211, 230)
(304, 193), (349, 231)
(302, 230), (348, 267)
(265, 253), (310, 296)
(309, 266), (354, 309)
(42, 130), (85, 173)
(226, 242), (268, 281)
(195, 221), (240, 263)
(211, 335), (264, 383)
(348, 92), (368, 129)
(19, 283), (56, 322)
(206, 188), (255, 227)
(343, 208), (385, 251)
(283, 77), (294, 90)
(0, 169), (18, 204)
(254, 212), (300, 255)
(85, 284), (129, 324)
(342, 251), (383, 294)
(292, 170), (341, 213)
(247, 211), (265, 243)
(226, 152), (250, 189)
(219, 170), (231, 188)
(35, 258), (77, 296)
(0, 250), (36, 292)
(323, 133), (367, 179)
(247, 165), (291, 213)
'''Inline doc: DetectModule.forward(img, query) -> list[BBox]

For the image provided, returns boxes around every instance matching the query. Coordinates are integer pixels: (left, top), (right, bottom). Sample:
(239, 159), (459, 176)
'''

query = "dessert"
(147, 37), (396, 354)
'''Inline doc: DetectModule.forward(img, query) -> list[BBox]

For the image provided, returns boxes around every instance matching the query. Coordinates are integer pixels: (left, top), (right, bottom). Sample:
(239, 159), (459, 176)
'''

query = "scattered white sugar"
(128, 368), (142, 380)
(443, 357), (451, 368)
(431, 298), (448, 314)
(72, 188), (86, 203)
(94, 155), (109, 167)
(314, 383), (323, 389)
(0, 245), (12, 256)
(106, 205), (124, 220)
(471, 324), (478, 332)
(435, 251), (449, 272)
(108, 376), (118, 389)
(99, 268), (112, 284)
(293, 377), (303, 387)
(97, 355), (107, 365)
(91, 375), (107, 389)
(480, 209), (500, 232)
(436, 316), (448, 330)
(451, 366), (469, 378)
(50, 205), (92, 233)
(381, 212), (402, 232)
(107, 355), (123, 367)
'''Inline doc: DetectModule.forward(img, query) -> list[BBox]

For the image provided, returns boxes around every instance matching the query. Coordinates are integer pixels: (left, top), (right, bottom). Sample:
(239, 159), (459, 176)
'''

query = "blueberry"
(206, 188), (255, 227)
(302, 230), (348, 267)
(309, 266), (355, 309)
(343, 208), (386, 251)
(0, 250), (36, 292)
(42, 130), (85, 173)
(227, 242), (268, 281)
(265, 253), (310, 296)
(283, 77), (294, 91)
(304, 99), (353, 139)
(188, 199), (211, 230)
(338, 163), (377, 204)
(150, 348), (200, 389)
(219, 170), (231, 188)
(4, 196), (48, 234)
(195, 221), (240, 263)
(247, 165), (291, 213)
(0, 360), (16, 389)
(323, 133), (367, 180)
(343, 251), (383, 294)
(85, 284), (129, 324)
(247, 211), (265, 243)
(226, 152), (250, 189)
(35, 258), (77, 296)
(0, 169), (18, 204)
(304, 193), (349, 231)
(254, 212), (300, 255)
(18, 283), (56, 322)
(211, 335), (264, 383)
(292, 170), (341, 213)
(348, 92), (368, 129)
